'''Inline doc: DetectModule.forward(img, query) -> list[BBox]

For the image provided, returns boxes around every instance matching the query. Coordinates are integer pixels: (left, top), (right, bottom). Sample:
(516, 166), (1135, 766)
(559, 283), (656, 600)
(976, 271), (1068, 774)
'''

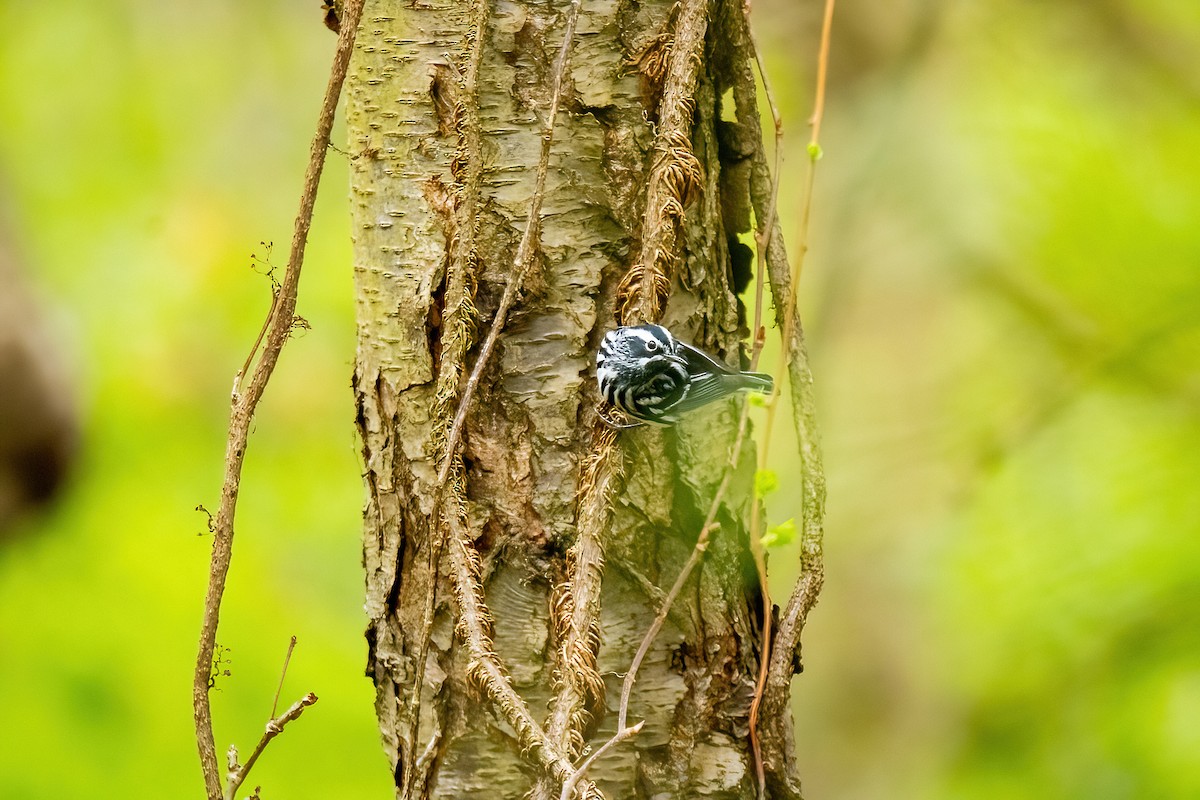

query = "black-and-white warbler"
(596, 324), (773, 425)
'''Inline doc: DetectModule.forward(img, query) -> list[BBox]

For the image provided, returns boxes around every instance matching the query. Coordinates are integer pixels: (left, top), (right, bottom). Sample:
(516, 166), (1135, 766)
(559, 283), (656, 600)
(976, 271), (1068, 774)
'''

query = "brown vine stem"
(740, 1), (786, 794)
(191, 3), (364, 798)
(759, 0), (833, 737)
(617, 0), (710, 325)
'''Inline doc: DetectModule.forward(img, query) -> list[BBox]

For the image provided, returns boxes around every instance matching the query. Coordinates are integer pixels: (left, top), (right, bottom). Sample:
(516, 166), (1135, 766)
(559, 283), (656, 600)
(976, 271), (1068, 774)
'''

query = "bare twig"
(760, 0), (833, 717)
(608, 317), (769, 739)
(602, 63), (776, 748)
(236, 286), (278, 397)
(191, 3), (364, 798)
(740, 3), (786, 794)
(270, 636), (298, 720)
(225, 692), (319, 800)
(558, 722), (644, 800)
(810, 0), (835, 149)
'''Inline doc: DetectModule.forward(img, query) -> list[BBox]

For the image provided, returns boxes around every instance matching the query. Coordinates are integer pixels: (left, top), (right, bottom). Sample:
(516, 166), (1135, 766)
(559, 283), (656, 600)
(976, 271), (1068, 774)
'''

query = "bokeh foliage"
(0, 2), (390, 797)
(0, 0), (1197, 798)
(758, 1), (1200, 798)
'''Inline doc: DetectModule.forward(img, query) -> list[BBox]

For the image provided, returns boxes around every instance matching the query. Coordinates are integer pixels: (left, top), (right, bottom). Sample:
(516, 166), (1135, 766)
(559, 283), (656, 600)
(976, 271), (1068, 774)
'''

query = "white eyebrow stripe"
(624, 327), (661, 345)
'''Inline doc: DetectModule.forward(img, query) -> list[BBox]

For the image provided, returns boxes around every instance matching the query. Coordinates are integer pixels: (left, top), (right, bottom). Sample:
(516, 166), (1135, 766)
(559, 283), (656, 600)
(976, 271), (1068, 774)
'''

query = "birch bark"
(347, 0), (805, 796)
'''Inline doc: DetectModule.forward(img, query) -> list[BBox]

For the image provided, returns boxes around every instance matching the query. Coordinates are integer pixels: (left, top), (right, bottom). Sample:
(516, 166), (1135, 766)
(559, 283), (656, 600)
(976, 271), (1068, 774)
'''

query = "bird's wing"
(666, 372), (733, 414)
(662, 341), (735, 414)
(676, 339), (736, 377)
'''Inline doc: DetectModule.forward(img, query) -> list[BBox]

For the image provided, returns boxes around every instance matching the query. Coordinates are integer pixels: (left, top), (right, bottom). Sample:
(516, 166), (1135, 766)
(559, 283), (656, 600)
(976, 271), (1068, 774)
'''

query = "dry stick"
(191, 3), (364, 798)
(237, 289), (279, 396)
(270, 636), (298, 719)
(558, 721), (644, 800)
(225, 693), (319, 800)
(810, 0), (835, 148)
(761, 0), (834, 723)
(569, 347), (764, 784)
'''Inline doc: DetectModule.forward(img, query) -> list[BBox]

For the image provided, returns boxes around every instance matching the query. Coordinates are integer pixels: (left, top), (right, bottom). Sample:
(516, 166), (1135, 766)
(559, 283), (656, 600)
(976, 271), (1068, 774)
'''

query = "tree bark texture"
(348, 0), (804, 797)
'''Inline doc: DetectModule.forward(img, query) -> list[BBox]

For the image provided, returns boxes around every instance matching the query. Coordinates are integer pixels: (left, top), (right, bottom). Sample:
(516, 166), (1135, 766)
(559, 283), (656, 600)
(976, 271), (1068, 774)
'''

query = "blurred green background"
(0, 1), (1197, 797)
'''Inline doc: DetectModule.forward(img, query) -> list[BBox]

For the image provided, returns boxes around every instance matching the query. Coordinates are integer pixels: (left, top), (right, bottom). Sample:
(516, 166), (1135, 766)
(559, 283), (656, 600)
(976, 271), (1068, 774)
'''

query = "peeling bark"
(348, 0), (805, 796)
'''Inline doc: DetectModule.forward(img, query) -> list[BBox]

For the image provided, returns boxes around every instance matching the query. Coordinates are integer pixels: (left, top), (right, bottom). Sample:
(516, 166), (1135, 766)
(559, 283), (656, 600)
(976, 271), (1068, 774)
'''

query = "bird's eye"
(645, 340), (658, 352)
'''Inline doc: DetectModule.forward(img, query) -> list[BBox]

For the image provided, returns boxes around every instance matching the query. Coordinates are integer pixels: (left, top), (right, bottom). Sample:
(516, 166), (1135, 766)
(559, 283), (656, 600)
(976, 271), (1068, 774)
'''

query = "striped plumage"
(596, 324), (773, 425)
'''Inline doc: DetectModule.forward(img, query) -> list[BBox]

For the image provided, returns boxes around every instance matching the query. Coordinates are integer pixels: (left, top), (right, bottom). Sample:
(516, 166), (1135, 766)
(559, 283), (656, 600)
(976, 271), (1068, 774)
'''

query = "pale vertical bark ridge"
(404, 1), (490, 793)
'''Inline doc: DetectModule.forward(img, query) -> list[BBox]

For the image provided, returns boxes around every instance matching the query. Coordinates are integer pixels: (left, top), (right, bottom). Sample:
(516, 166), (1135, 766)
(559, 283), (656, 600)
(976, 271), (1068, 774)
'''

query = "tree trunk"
(347, 0), (805, 797)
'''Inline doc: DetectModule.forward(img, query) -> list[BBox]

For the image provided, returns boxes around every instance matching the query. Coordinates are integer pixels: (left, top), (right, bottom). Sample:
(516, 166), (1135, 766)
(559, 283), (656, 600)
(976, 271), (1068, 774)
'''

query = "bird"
(596, 324), (773, 426)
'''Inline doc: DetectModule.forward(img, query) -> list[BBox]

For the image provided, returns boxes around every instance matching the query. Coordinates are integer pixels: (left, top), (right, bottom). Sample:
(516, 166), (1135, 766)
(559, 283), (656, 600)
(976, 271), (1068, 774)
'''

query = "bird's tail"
(734, 371), (774, 394)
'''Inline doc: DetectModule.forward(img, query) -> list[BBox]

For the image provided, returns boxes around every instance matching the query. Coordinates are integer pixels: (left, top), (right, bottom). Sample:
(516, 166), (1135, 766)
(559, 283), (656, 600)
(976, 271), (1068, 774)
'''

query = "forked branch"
(191, 3), (364, 798)
(224, 692), (319, 800)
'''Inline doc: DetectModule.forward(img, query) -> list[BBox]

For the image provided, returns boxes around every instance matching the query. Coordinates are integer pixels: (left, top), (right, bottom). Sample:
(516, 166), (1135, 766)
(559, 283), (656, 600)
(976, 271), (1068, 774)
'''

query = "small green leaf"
(760, 518), (797, 549)
(808, 141), (823, 160)
(754, 469), (779, 498)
